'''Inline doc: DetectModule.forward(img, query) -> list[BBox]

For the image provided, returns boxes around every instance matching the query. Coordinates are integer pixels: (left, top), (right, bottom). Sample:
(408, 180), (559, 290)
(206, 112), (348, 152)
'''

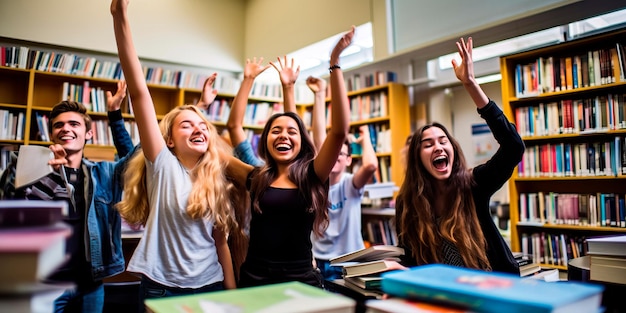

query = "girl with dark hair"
(395, 37), (525, 275)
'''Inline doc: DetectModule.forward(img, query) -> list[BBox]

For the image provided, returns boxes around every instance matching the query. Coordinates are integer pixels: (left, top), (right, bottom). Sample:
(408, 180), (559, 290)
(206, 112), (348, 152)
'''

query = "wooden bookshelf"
(500, 28), (626, 270)
(0, 46), (310, 167)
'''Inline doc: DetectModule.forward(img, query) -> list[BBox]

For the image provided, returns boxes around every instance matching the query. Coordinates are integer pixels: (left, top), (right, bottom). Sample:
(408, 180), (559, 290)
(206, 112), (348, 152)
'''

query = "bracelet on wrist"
(329, 64), (341, 73)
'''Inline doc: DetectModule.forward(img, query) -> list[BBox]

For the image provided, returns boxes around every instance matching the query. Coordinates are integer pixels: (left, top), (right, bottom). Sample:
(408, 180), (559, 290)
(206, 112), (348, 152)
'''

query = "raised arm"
(106, 80), (134, 158)
(197, 73), (219, 112)
(226, 57), (270, 148)
(351, 125), (378, 189)
(306, 76), (327, 150)
(314, 26), (354, 180)
(111, 0), (162, 162)
(451, 37), (489, 109)
(270, 56), (300, 113)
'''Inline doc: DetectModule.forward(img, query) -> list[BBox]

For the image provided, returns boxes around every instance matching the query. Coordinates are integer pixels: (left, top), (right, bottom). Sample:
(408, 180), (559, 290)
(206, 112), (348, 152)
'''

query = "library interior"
(1, 1), (626, 313)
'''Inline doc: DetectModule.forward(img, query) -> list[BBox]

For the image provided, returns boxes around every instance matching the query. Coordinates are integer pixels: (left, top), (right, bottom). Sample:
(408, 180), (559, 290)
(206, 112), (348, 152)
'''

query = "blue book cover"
(381, 264), (603, 313)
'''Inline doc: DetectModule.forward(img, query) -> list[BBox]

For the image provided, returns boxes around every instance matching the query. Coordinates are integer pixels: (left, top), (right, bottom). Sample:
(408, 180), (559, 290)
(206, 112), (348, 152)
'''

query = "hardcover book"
(366, 298), (471, 313)
(342, 259), (404, 278)
(145, 281), (356, 313)
(330, 245), (404, 265)
(586, 234), (626, 256)
(0, 200), (68, 228)
(381, 264), (603, 313)
(0, 225), (71, 292)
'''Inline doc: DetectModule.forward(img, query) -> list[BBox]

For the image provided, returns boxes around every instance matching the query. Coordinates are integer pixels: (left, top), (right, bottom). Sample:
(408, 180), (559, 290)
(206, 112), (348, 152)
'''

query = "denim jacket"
(0, 110), (136, 281)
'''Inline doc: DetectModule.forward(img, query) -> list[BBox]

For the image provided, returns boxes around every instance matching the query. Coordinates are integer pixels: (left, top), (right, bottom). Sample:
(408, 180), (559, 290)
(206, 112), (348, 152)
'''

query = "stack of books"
(586, 234), (626, 285)
(329, 245), (404, 296)
(513, 252), (542, 278)
(379, 264), (604, 313)
(0, 200), (72, 312)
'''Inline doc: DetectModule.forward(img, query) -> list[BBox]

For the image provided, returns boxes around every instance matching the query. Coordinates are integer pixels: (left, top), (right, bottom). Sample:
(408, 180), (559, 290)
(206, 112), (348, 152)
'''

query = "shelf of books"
(306, 82), (410, 187)
(0, 44), (314, 169)
(500, 28), (626, 271)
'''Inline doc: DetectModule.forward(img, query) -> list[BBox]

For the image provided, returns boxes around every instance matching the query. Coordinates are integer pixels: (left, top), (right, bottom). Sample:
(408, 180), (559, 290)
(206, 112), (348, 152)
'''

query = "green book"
(144, 281), (356, 313)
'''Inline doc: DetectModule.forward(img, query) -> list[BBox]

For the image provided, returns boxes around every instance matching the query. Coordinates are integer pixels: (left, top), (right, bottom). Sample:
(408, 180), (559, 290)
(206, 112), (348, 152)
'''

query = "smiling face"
(166, 109), (210, 160)
(266, 115), (302, 164)
(331, 142), (351, 174)
(419, 126), (454, 180)
(51, 111), (92, 154)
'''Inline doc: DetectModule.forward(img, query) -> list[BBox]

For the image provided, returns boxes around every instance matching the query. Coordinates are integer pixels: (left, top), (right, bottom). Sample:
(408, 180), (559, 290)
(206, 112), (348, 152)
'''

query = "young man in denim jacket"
(0, 82), (136, 312)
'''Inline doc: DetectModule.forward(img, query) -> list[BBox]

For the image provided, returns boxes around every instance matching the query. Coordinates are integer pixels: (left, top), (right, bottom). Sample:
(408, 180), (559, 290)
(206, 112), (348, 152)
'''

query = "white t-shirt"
(127, 148), (223, 288)
(312, 172), (365, 260)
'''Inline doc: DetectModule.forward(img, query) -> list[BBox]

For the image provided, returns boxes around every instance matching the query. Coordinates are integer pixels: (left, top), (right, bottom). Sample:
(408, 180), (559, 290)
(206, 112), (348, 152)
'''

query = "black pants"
(238, 256), (323, 288)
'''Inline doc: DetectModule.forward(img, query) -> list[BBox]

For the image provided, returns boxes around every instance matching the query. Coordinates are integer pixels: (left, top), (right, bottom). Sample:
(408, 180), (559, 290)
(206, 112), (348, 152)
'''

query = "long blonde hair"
(116, 105), (244, 236)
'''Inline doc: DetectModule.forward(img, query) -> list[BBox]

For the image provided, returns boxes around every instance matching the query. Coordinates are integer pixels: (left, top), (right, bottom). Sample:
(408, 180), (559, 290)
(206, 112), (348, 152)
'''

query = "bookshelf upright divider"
(500, 28), (626, 270)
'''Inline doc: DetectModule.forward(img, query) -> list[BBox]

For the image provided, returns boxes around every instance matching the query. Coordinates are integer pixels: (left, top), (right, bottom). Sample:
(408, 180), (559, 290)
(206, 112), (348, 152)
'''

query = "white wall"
(243, 0), (372, 61)
(0, 0), (246, 72)
(446, 81), (510, 204)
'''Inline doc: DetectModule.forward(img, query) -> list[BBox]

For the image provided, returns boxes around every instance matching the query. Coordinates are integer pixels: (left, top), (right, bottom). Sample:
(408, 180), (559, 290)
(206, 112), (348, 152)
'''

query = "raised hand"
(244, 57), (271, 79)
(306, 76), (326, 94)
(330, 26), (356, 64)
(48, 144), (68, 171)
(110, 0), (127, 16)
(451, 37), (475, 85)
(198, 73), (218, 110)
(270, 56), (300, 86)
(106, 80), (127, 112)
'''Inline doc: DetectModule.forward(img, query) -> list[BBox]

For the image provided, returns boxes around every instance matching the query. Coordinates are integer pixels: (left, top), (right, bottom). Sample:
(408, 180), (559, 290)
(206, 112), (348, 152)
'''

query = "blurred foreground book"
(381, 264), (603, 313)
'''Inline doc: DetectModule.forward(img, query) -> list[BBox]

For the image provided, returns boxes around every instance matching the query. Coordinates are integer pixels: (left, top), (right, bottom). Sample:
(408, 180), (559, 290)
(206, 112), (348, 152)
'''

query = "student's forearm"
(227, 77), (254, 146)
(311, 92), (326, 150)
(463, 81), (489, 109)
(282, 83), (296, 113)
(329, 68), (350, 137)
(360, 134), (378, 171)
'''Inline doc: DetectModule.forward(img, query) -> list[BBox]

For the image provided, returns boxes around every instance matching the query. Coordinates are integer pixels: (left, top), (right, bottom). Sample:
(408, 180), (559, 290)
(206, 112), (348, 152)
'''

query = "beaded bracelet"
(329, 64), (341, 73)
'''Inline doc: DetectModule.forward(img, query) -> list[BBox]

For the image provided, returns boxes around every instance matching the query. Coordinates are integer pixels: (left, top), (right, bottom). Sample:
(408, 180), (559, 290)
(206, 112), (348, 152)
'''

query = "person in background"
(220, 26), (355, 288)
(0, 81), (134, 312)
(307, 76), (379, 281)
(111, 1), (247, 308)
(395, 37), (524, 275)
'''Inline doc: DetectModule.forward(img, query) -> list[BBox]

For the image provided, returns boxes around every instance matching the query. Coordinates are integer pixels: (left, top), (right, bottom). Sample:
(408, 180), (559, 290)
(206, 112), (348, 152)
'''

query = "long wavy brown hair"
(249, 112), (329, 237)
(395, 122), (490, 270)
(116, 105), (248, 275)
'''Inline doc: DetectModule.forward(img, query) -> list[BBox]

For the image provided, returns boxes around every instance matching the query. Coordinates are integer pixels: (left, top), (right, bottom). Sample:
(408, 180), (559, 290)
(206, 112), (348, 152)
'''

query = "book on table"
(586, 235), (626, 257)
(330, 245), (404, 265)
(0, 200), (67, 228)
(0, 224), (71, 292)
(342, 259), (404, 278)
(365, 297), (471, 313)
(144, 281), (356, 313)
(343, 275), (382, 290)
(589, 254), (626, 285)
(381, 264), (604, 313)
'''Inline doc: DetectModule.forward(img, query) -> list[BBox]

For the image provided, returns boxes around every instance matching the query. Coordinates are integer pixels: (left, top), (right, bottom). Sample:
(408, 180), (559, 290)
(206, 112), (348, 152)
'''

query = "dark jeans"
(53, 281), (104, 313)
(238, 256), (323, 288)
(138, 276), (223, 312)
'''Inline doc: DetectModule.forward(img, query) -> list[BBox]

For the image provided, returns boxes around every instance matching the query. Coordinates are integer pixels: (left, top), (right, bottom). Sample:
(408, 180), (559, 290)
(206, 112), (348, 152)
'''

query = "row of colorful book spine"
(514, 93), (626, 137)
(514, 44), (624, 98)
(518, 136), (625, 178)
(518, 192), (626, 228)
(520, 232), (586, 267)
